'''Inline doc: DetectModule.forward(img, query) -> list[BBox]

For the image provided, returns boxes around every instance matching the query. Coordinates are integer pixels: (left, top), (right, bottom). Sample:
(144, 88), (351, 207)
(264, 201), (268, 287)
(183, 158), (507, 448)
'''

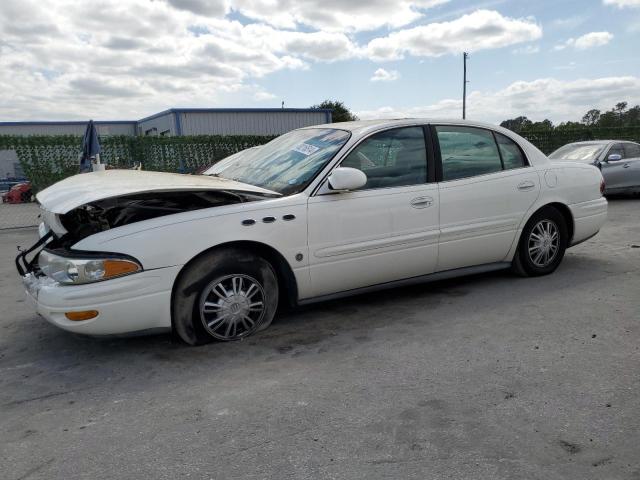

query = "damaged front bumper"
(21, 266), (178, 336)
(17, 228), (178, 336)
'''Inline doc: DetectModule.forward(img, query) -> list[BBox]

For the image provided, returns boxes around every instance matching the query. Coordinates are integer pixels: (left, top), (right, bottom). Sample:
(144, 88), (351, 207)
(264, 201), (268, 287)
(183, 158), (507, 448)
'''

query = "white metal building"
(0, 108), (333, 137)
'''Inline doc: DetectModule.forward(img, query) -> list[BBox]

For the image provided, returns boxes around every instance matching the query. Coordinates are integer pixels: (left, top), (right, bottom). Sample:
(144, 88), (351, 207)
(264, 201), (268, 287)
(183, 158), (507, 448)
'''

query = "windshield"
(549, 143), (605, 163)
(204, 128), (351, 195)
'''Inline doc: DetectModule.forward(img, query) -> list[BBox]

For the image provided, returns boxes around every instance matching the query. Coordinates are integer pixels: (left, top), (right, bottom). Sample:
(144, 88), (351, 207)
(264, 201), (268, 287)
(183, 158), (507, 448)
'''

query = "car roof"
(302, 118), (508, 136)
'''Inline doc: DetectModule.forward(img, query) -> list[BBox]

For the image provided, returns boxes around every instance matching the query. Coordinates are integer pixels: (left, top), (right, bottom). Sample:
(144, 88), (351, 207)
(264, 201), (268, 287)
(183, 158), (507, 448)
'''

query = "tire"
(172, 247), (279, 345)
(512, 206), (568, 277)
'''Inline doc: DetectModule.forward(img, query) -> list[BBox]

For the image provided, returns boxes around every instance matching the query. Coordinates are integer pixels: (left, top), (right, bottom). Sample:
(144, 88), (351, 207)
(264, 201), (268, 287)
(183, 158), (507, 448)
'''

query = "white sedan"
(17, 119), (607, 344)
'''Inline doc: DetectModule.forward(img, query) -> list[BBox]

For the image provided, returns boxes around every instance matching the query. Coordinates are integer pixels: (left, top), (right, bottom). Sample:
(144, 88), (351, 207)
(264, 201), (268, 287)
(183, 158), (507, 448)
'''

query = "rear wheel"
(512, 206), (568, 277)
(172, 248), (279, 345)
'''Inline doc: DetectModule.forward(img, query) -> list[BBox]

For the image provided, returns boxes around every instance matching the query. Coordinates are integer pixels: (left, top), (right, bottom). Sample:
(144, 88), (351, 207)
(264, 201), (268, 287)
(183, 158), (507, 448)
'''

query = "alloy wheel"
(527, 219), (560, 268)
(199, 274), (266, 340)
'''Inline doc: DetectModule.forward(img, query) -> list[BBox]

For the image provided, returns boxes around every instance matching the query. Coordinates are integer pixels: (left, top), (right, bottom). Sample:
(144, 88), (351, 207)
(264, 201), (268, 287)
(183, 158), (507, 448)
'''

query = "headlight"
(38, 250), (142, 285)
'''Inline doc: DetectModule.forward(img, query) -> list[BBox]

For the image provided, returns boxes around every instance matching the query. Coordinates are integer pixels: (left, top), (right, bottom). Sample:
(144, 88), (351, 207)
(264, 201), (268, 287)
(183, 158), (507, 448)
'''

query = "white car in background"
(17, 119), (607, 345)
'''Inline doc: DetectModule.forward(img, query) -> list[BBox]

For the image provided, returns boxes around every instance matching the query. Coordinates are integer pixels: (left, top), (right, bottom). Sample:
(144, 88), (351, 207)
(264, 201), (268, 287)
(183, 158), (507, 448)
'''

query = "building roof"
(0, 108), (333, 127)
(137, 107), (332, 124)
(0, 120), (136, 126)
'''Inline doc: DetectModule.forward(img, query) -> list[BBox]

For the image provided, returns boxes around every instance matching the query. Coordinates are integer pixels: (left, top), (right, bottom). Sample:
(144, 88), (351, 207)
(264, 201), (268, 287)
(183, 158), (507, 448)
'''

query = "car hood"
(36, 170), (280, 214)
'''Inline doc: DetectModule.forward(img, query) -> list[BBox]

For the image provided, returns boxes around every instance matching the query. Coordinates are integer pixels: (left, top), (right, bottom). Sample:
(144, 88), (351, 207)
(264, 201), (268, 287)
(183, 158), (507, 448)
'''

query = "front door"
(602, 142), (640, 192)
(306, 126), (439, 298)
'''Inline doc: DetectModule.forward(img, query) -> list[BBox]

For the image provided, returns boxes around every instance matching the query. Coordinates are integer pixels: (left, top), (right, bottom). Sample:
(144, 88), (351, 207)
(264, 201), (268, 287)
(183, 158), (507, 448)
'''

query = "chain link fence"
(1, 126), (639, 230)
(519, 126), (640, 154)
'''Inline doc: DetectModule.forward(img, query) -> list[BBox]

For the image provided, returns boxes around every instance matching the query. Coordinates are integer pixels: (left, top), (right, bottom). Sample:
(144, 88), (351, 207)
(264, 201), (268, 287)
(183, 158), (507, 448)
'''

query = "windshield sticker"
(292, 143), (320, 156)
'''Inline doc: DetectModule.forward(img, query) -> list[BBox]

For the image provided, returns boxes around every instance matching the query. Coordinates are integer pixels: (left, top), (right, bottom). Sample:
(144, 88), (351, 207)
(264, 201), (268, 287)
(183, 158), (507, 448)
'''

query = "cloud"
(365, 10), (542, 61)
(370, 68), (401, 82)
(164, 0), (228, 16)
(68, 78), (143, 97)
(554, 31), (613, 50)
(356, 76), (640, 123)
(0, 0), (350, 119)
(512, 44), (540, 54)
(0, 1), (551, 121)
(103, 36), (147, 50)
(603, 0), (640, 7)
(550, 15), (588, 29)
(230, 0), (450, 32)
(253, 91), (277, 101)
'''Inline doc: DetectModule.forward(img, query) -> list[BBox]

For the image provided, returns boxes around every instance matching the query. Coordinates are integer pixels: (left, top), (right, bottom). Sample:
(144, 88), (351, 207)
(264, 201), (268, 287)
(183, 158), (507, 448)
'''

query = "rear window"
(435, 126), (503, 181)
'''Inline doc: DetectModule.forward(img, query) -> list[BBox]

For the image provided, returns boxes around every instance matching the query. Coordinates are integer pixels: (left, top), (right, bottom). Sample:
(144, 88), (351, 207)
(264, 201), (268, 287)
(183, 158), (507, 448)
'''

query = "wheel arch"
(545, 202), (574, 243)
(170, 240), (299, 332)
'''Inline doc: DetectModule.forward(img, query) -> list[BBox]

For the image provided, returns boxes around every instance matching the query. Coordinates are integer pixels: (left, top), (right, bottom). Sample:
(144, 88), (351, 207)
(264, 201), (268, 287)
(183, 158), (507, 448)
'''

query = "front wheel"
(512, 207), (568, 277)
(172, 248), (279, 345)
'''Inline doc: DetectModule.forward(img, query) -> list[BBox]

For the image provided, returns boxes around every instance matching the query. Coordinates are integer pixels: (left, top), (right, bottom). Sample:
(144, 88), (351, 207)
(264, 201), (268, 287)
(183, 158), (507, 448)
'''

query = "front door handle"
(517, 181), (535, 191)
(623, 163), (631, 168)
(410, 196), (434, 209)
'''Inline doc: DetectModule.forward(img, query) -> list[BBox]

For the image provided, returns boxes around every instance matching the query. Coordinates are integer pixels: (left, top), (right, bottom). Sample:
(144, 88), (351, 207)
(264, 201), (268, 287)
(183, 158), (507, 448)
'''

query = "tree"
(311, 100), (358, 123)
(530, 119), (553, 130)
(625, 105), (640, 126)
(582, 109), (601, 126)
(614, 102), (628, 115)
(499, 116), (532, 132)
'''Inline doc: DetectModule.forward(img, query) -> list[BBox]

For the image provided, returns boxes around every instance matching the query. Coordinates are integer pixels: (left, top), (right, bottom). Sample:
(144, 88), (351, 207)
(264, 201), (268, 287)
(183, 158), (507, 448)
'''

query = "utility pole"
(462, 52), (469, 119)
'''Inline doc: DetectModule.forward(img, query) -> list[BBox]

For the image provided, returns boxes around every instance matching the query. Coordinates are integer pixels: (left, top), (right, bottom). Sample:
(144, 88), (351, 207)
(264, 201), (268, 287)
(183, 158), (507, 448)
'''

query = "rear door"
(433, 125), (540, 271)
(307, 126), (439, 298)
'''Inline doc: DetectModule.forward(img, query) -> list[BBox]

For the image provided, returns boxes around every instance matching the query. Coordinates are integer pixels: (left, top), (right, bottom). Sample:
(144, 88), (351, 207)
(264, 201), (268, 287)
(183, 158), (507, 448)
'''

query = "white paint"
(36, 169), (279, 214)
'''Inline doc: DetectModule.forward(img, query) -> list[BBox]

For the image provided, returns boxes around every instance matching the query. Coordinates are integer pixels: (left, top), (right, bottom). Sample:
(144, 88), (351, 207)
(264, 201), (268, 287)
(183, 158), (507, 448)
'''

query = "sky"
(0, 0), (639, 124)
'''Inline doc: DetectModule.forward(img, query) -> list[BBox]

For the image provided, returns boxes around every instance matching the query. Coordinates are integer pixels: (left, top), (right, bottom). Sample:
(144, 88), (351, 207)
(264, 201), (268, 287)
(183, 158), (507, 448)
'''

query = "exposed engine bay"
(55, 189), (271, 246)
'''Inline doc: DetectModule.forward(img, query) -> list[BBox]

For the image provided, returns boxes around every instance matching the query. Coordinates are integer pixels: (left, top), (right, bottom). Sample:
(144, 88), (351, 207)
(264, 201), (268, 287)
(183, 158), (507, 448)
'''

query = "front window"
(340, 127), (428, 190)
(549, 144), (605, 163)
(204, 128), (350, 195)
(623, 143), (640, 158)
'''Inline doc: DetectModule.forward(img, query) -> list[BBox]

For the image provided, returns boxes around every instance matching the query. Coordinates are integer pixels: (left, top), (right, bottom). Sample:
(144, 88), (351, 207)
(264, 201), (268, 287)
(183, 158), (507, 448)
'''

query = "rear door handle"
(517, 181), (535, 191)
(410, 196), (434, 209)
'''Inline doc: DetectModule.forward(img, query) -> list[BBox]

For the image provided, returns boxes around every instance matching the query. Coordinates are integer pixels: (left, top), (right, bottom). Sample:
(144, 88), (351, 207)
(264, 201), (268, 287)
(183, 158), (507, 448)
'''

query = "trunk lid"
(37, 170), (279, 214)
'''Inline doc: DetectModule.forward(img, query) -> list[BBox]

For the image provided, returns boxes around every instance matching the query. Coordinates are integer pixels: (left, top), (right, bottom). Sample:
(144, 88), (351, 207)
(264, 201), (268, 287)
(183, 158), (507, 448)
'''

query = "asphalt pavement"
(1, 198), (638, 480)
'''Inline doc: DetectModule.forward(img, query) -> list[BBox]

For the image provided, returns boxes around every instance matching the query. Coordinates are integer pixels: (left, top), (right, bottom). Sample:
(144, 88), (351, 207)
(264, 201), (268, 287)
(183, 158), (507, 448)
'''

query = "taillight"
(600, 178), (606, 196)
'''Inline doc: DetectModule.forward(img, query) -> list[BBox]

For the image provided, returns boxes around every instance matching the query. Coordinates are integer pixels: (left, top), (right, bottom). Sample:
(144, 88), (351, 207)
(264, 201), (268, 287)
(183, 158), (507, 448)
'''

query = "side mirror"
(607, 153), (622, 162)
(327, 167), (367, 191)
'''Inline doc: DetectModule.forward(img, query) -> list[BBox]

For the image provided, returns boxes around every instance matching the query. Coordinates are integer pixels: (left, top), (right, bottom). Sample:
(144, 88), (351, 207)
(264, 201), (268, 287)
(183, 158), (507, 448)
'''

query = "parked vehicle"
(2, 182), (32, 204)
(549, 140), (640, 195)
(0, 177), (28, 193)
(17, 119), (607, 344)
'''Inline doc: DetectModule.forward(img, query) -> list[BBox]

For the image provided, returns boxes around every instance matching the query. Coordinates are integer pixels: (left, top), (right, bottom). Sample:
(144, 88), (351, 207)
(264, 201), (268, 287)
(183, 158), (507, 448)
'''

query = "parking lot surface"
(1, 198), (639, 480)
(0, 203), (40, 230)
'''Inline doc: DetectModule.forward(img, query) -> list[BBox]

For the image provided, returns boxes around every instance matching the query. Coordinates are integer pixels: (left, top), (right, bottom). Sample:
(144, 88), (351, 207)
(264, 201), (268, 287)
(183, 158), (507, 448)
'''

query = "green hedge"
(0, 134), (274, 192)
